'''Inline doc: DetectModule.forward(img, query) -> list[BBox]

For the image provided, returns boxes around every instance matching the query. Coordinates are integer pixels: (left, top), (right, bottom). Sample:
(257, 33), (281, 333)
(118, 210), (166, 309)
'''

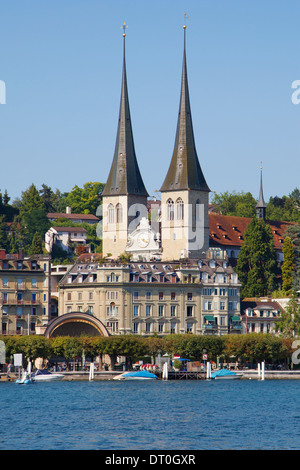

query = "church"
(54, 23), (243, 339)
(101, 23), (210, 262)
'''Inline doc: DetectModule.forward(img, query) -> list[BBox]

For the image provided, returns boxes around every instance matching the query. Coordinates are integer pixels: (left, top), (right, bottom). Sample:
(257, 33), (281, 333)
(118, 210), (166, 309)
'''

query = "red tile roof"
(47, 213), (99, 221)
(209, 213), (295, 250)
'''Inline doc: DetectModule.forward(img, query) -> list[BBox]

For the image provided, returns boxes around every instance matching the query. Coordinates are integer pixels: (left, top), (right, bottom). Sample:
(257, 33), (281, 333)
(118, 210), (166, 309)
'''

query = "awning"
(231, 316), (241, 322)
(204, 315), (214, 321)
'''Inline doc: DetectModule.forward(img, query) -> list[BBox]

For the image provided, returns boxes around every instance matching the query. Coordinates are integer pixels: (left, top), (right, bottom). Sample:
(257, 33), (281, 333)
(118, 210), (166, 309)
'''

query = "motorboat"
(30, 369), (64, 382)
(211, 369), (243, 380)
(113, 370), (157, 380)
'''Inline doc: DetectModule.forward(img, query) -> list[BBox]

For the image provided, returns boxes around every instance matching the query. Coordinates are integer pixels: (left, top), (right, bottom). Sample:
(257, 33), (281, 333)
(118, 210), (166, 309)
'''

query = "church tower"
(102, 25), (148, 258)
(160, 24), (210, 260)
(256, 165), (267, 221)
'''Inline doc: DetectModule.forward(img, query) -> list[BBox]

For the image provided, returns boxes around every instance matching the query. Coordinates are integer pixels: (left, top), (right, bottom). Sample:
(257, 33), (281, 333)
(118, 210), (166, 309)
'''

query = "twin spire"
(102, 23), (209, 197)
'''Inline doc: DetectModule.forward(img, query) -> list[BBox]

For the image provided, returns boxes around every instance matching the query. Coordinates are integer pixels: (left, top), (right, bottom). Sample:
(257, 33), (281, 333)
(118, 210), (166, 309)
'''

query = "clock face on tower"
(137, 232), (150, 248)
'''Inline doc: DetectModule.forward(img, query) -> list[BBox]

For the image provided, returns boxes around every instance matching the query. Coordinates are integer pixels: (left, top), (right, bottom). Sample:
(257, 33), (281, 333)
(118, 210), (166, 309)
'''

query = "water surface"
(1, 379), (300, 450)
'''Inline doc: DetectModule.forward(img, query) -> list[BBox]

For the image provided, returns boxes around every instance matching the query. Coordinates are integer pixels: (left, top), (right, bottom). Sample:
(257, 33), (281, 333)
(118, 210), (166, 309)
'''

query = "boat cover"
(122, 370), (157, 379)
(211, 369), (238, 378)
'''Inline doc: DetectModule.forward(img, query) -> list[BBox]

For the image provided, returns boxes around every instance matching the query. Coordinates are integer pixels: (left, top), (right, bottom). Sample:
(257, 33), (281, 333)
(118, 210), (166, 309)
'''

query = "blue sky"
(0, 0), (299, 204)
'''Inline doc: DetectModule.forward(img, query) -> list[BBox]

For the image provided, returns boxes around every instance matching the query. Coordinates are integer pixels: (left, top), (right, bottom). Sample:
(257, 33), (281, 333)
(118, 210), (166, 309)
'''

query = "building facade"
(0, 250), (51, 336)
(58, 248), (241, 336)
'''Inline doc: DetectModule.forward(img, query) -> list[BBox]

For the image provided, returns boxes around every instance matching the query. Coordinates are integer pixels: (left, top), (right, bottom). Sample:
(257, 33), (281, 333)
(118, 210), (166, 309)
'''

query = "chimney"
(66, 206), (71, 215)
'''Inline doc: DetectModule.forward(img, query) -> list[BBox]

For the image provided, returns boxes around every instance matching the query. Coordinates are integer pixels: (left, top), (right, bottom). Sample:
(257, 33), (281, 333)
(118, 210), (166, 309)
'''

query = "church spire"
(160, 23), (210, 193)
(256, 164), (267, 221)
(102, 24), (148, 197)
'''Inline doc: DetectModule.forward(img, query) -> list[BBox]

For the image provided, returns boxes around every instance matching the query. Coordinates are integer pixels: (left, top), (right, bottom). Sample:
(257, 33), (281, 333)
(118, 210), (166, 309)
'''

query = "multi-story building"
(241, 298), (285, 334)
(0, 250), (51, 336)
(58, 248), (241, 336)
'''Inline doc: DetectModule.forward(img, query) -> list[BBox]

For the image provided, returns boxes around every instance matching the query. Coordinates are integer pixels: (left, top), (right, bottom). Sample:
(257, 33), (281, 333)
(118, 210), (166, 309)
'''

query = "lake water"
(1, 379), (300, 450)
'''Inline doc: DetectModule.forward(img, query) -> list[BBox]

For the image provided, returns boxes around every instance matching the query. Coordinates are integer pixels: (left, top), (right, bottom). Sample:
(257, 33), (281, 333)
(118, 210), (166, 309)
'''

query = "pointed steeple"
(256, 164), (266, 221)
(160, 24), (210, 193)
(102, 26), (148, 197)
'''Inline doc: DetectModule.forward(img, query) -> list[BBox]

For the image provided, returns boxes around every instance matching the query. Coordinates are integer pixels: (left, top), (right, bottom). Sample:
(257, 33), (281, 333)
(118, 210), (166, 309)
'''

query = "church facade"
(56, 24), (243, 338)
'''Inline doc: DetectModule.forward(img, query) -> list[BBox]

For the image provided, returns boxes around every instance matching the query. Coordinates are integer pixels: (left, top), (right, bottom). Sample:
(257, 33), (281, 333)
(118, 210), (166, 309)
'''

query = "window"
(2, 307), (8, 315)
(170, 322), (176, 334)
(108, 204), (114, 224)
(220, 301), (226, 310)
(133, 322), (139, 334)
(203, 288), (212, 296)
(133, 305), (139, 316)
(220, 288), (226, 296)
(78, 292), (82, 301)
(158, 323), (164, 333)
(2, 292), (7, 303)
(31, 307), (36, 316)
(186, 323), (193, 333)
(89, 292), (93, 300)
(176, 198), (184, 220)
(167, 199), (174, 221)
(146, 305), (152, 316)
(229, 288), (238, 296)
(31, 293), (37, 303)
(158, 305), (164, 317)
(146, 322), (151, 333)
(187, 306), (193, 317)
(116, 203), (123, 224)
(133, 291), (139, 300)
(88, 305), (94, 314)
(220, 316), (226, 326)
(31, 278), (37, 287)
(187, 292), (193, 301)
(171, 292), (176, 300)
(17, 292), (23, 303)
(17, 307), (23, 317)
(17, 279), (23, 288)
(146, 292), (152, 300)
(203, 300), (212, 310)
(159, 292), (163, 300)
(170, 305), (176, 317)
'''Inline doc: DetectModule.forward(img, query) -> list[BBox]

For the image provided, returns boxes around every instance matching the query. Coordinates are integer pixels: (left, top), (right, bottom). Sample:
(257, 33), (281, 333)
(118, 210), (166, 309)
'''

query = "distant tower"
(256, 165), (267, 221)
(160, 23), (210, 260)
(102, 24), (148, 258)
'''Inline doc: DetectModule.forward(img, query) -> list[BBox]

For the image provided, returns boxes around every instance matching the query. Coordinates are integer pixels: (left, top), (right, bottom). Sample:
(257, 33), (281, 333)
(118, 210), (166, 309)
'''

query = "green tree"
(285, 224), (300, 291)
(282, 236), (295, 295)
(0, 214), (9, 250)
(64, 182), (104, 214)
(211, 191), (256, 218)
(29, 232), (43, 255)
(236, 218), (277, 298)
(276, 292), (300, 337)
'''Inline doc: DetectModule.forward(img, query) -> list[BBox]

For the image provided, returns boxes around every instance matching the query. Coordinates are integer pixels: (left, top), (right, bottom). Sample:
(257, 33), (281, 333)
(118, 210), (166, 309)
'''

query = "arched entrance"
(44, 312), (110, 338)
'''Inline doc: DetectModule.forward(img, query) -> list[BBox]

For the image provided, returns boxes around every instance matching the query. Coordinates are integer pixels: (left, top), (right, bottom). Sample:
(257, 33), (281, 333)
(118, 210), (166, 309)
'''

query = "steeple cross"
(121, 22), (128, 37)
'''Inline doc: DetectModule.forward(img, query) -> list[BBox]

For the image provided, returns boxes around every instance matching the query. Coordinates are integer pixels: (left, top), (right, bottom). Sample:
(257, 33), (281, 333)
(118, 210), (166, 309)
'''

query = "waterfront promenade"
(2, 369), (300, 381)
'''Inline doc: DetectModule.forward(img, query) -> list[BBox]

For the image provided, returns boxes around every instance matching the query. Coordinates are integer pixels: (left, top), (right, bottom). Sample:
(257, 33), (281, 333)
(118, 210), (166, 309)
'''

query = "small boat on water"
(16, 373), (35, 384)
(113, 370), (157, 381)
(211, 369), (243, 380)
(30, 369), (65, 382)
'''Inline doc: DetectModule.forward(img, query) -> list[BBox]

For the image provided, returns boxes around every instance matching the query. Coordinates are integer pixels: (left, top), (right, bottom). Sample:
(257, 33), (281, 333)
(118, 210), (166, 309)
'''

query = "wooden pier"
(157, 371), (205, 380)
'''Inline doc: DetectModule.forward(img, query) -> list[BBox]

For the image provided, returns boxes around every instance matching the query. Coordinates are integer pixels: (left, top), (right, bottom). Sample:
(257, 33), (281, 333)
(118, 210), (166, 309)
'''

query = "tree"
(276, 292), (300, 337)
(281, 236), (295, 295)
(29, 232), (43, 255)
(236, 218), (277, 298)
(64, 182), (104, 214)
(0, 215), (9, 250)
(210, 191), (256, 218)
(285, 224), (300, 291)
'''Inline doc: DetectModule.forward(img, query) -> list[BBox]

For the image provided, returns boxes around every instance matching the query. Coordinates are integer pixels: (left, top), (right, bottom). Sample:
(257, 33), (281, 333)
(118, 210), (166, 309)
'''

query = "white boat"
(113, 370), (157, 380)
(31, 369), (64, 382)
(211, 369), (243, 380)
